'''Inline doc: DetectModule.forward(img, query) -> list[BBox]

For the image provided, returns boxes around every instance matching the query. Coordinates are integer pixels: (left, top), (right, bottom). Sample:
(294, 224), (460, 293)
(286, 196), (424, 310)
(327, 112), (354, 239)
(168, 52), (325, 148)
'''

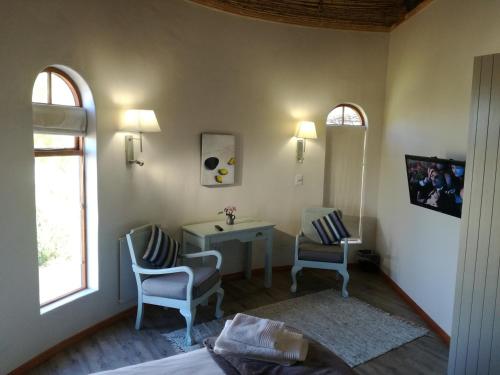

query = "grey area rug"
(163, 289), (429, 367)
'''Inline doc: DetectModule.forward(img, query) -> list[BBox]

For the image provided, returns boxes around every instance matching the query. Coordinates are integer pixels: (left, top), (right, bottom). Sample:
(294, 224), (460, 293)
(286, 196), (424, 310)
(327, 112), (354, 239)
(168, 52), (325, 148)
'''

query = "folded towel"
(225, 313), (286, 349)
(214, 320), (309, 366)
(275, 330), (304, 353)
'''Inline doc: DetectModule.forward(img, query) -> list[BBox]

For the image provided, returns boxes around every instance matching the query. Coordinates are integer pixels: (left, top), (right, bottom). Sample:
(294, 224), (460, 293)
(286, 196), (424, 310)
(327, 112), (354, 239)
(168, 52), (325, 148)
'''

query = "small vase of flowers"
(219, 206), (236, 225)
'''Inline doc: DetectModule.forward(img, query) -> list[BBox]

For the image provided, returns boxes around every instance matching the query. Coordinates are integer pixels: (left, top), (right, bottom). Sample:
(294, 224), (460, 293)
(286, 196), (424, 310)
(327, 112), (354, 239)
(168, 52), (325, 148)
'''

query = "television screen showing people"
(405, 155), (465, 218)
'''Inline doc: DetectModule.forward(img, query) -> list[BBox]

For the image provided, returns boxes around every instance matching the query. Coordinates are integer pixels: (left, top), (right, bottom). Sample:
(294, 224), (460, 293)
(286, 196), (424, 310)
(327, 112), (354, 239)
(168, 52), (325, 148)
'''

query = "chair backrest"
(301, 207), (341, 243)
(126, 224), (155, 271)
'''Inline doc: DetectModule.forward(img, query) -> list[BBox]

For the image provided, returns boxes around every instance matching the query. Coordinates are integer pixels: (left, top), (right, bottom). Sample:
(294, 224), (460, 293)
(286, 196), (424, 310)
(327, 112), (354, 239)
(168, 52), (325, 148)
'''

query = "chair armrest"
(132, 265), (195, 301)
(132, 264), (194, 276)
(295, 234), (305, 260)
(179, 250), (222, 270)
(296, 233), (307, 243)
(296, 233), (310, 247)
(341, 238), (349, 264)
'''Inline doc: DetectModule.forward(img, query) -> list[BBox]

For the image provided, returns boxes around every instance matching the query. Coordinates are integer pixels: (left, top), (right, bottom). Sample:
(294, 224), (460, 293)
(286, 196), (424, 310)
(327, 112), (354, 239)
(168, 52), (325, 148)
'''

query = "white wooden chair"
(290, 207), (350, 297)
(126, 224), (224, 345)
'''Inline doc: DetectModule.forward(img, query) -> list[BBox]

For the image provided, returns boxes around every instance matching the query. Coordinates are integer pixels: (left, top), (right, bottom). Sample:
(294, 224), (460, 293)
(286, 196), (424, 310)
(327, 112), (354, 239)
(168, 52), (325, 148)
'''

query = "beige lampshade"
(121, 109), (161, 133)
(296, 121), (317, 139)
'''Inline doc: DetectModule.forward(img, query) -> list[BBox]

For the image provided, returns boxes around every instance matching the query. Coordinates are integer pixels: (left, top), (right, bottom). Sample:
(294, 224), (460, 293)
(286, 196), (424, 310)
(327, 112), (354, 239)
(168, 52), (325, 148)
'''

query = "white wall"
(0, 0), (388, 372)
(377, 0), (500, 335)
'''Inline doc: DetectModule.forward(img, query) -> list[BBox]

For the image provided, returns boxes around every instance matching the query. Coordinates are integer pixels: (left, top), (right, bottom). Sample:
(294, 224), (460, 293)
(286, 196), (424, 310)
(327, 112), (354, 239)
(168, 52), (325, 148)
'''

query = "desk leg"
(245, 242), (252, 280)
(201, 237), (210, 306)
(201, 238), (210, 264)
(265, 232), (273, 288)
(182, 234), (188, 255)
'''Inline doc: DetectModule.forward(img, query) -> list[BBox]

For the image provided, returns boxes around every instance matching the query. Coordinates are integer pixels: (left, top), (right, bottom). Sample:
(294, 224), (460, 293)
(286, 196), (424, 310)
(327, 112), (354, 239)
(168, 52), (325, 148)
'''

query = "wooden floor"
(28, 268), (449, 374)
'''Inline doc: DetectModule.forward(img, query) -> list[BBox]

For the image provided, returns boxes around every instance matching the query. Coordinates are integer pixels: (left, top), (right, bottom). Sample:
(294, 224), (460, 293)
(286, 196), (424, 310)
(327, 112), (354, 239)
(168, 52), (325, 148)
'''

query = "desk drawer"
(238, 229), (270, 242)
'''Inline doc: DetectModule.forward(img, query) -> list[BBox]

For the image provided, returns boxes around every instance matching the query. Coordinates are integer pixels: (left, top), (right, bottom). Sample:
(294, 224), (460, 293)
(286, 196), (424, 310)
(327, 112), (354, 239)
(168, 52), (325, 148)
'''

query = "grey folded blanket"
(204, 336), (354, 375)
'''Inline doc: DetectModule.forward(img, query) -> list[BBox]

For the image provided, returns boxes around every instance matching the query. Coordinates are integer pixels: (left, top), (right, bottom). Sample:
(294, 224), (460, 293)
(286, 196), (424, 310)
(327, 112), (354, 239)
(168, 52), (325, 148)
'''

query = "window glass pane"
(326, 106), (344, 125)
(34, 134), (76, 150)
(343, 107), (363, 125)
(35, 155), (83, 305)
(51, 73), (77, 106)
(32, 72), (49, 103)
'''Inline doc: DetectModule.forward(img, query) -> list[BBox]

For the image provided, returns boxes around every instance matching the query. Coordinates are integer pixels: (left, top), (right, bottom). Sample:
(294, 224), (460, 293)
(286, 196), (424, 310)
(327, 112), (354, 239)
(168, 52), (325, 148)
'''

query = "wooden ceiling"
(188, 0), (430, 32)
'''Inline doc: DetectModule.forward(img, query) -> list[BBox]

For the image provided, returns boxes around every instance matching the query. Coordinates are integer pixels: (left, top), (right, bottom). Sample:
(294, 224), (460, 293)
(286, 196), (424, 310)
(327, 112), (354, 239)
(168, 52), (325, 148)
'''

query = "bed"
(92, 337), (354, 375)
(92, 348), (223, 375)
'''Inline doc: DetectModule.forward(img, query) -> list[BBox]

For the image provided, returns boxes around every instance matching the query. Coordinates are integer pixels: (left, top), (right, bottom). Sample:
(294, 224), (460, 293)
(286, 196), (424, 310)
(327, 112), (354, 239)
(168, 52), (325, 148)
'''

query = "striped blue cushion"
(142, 225), (180, 268)
(311, 211), (350, 245)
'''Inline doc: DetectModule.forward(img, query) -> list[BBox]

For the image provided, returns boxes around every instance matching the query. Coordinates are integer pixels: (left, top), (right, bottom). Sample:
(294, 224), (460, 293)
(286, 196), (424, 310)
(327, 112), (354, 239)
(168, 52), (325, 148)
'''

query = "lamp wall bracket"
(125, 135), (145, 166)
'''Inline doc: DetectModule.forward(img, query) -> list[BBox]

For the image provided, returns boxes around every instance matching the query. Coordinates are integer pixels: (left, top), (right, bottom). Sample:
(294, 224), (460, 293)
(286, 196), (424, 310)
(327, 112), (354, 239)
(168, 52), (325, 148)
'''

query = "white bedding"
(91, 348), (224, 375)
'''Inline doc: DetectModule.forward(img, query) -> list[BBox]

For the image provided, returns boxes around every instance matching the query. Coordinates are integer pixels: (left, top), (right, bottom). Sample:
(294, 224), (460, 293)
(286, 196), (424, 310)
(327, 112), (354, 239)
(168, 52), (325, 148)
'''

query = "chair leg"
(215, 287), (224, 319)
(180, 306), (197, 346)
(135, 296), (144, 330)
(340, 269), (350, 298)
(290, 265), (302, 293)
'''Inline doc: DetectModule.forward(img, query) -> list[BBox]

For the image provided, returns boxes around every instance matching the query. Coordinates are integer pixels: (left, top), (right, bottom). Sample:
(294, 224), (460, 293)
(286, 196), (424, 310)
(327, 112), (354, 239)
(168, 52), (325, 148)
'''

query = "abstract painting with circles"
(201, 133), (236, 186)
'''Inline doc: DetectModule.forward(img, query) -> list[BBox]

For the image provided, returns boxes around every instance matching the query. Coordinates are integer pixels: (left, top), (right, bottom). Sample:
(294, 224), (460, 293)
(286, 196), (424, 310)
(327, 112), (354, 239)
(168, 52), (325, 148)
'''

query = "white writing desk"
(182, 219), (275, 288)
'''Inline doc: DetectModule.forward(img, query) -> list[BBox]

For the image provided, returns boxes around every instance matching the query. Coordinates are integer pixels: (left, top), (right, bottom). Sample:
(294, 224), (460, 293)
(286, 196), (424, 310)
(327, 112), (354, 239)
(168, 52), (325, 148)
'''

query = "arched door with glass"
(323, 104), (367, 240)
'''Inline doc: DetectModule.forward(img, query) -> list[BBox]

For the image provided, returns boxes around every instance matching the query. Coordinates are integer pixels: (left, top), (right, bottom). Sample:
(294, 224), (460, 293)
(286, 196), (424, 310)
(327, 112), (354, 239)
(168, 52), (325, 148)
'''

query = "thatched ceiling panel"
(188, 0), (430, 31)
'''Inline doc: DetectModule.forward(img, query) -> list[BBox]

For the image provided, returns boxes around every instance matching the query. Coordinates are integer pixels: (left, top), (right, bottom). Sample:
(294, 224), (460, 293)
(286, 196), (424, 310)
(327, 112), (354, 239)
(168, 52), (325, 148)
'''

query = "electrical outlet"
(295, 174), (304, 185)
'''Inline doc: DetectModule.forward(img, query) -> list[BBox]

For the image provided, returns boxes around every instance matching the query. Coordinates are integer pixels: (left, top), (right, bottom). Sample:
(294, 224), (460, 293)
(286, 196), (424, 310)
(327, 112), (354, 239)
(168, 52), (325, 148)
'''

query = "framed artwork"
(201, 133), (236, 186)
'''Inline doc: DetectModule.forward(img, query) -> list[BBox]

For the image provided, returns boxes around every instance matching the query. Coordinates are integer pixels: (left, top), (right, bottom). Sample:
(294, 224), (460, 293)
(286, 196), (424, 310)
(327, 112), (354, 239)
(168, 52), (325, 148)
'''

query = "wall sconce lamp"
(296, 121), (317, 163)
(121, 109), (161, 166)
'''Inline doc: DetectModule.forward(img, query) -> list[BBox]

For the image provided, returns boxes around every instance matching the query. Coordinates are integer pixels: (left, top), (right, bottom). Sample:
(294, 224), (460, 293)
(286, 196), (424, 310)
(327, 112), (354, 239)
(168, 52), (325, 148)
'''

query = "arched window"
(32, 68), (81, 106)
(323, 103), (367, 241)
(33, 67), (87, 306)
(326, 104), (365, 126)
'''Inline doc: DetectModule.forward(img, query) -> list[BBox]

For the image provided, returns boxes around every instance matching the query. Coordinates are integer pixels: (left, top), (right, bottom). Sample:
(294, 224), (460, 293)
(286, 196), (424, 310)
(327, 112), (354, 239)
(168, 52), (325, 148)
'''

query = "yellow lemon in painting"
(215, 175), (223, 183)
(228, 157), (236, 165)
(219, 168), (228, 175)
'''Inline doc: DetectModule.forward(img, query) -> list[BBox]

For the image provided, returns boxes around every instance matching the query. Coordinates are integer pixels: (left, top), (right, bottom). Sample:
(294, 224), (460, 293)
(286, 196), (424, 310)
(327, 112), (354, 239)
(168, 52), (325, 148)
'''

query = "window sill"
(40, 288), (97, 315)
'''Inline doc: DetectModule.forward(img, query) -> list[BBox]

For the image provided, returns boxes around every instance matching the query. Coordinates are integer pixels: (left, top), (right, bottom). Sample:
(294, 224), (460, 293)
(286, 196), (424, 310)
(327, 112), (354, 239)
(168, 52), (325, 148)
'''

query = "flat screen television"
(405, 155), (465, 218)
